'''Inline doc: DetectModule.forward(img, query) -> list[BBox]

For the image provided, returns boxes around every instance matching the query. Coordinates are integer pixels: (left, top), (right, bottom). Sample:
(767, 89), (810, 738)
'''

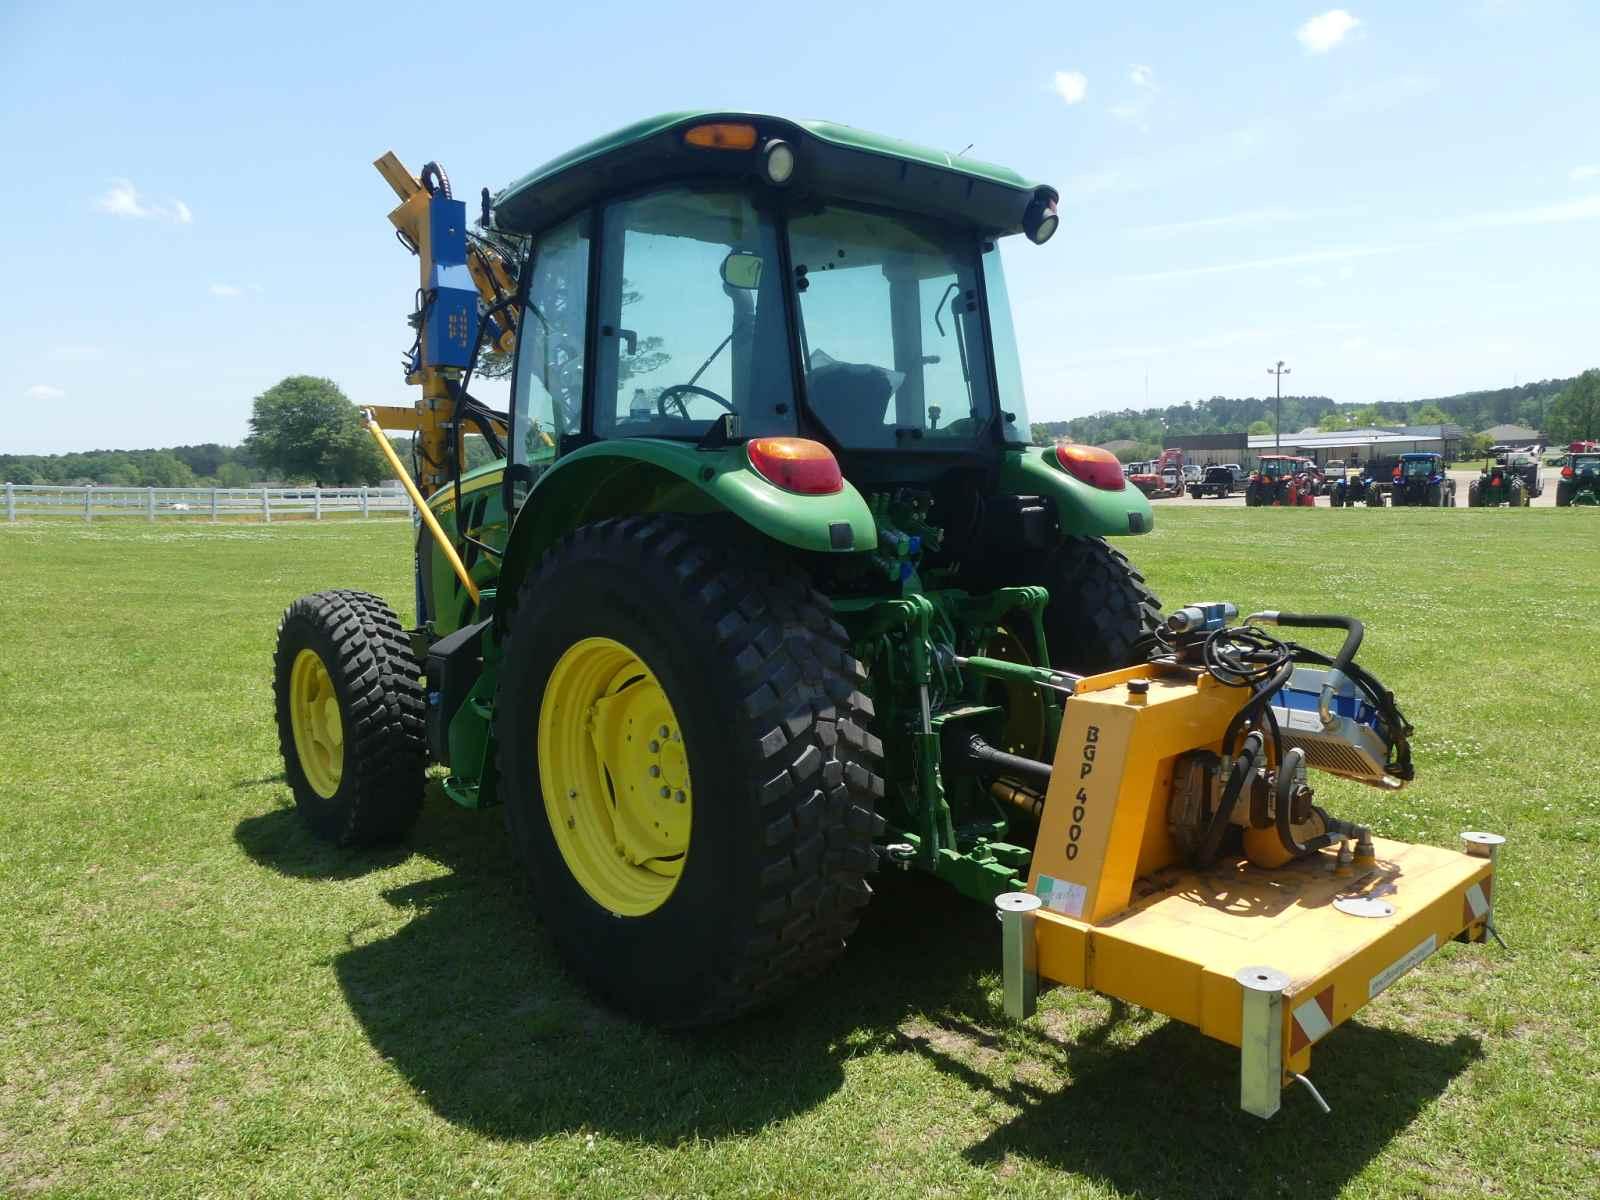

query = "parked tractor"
(1188, 464), (1236, 499)
(1245, 454), (1315, 506)
(1556, 443), (1600, 506)
(1388, 452), (1457, 507)
(268, 113), (1503, 1114)
(1467, 453), (1533, 507)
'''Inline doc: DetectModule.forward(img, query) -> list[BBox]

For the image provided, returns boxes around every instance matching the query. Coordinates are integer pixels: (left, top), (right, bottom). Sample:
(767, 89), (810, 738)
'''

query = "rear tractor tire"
(272, 590), (427, 846)
(1556, 481), (1573, 507)
(1007, 536), (1163, 674)
(495, 516), (884, 1027)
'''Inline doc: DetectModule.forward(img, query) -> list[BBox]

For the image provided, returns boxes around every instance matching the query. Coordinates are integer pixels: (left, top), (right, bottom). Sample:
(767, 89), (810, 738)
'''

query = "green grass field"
(2, 510), (1596, 1199)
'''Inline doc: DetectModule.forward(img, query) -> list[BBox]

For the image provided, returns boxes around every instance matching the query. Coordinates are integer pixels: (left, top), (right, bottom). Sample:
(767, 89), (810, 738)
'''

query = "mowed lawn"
(1, 509), (1596, 1200)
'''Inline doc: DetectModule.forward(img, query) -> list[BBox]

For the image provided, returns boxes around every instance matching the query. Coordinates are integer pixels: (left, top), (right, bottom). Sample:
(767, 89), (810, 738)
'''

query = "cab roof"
(492, 111), (1055, 238)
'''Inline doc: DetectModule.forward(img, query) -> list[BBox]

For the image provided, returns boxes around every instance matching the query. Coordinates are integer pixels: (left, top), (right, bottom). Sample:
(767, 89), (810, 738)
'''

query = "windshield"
(788, 206), (993, 449)
(1403, 458), (1434, 478)
(1260, 458), (1290, 477)
(1574, 455), (1600, 470)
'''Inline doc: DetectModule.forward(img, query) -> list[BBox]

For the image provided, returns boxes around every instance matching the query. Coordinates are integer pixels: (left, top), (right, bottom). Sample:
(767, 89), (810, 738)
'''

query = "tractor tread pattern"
(1034, 536), (1164, 673)
(273, 589), (426, 846)
(499, 515), (885, 1026)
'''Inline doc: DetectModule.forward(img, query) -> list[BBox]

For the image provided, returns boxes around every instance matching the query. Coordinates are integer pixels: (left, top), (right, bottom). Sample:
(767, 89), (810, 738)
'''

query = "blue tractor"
(1388, 452), (1457, 507)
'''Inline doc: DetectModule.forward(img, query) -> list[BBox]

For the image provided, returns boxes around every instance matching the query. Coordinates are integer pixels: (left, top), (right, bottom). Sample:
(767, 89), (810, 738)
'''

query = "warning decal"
(1036, 875), (1087, 919)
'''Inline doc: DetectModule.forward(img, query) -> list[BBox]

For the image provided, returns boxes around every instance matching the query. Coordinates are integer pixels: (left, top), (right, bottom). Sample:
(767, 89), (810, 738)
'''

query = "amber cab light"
(1054, 443), (1127, 491)
(747, 437), (844, 495)
(684, 122), (759, 151)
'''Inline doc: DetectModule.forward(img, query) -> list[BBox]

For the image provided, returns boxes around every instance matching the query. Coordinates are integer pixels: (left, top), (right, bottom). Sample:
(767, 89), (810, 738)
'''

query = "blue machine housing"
(1269, 665), (1398, 787)
(423, 196), (479, 369)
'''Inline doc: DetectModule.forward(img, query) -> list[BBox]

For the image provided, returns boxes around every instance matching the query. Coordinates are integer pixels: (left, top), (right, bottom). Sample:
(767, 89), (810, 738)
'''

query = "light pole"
(1268, 360), (1291, 451)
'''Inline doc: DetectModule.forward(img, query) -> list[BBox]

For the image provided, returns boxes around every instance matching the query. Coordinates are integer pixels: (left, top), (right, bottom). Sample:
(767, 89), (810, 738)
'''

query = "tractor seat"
(805, 360), (896, 447)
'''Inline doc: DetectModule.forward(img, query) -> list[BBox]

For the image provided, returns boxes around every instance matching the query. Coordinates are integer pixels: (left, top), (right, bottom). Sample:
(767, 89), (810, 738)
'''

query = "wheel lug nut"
(649, 765), (661, 778)
(660, 785), (671, 798)
(675, 790), (687, 803)
(648, 740), (660, 753)
(659, 725), (670, 738)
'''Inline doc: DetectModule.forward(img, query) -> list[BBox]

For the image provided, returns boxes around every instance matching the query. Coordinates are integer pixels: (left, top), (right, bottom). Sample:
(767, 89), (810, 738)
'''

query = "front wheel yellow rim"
(538, 637), (692, 916)
(289, 648), (344, 798)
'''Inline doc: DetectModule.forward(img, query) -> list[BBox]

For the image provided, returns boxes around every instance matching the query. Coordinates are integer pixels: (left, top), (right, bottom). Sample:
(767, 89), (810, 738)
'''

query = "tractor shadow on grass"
(237, 791), (1482, 1191)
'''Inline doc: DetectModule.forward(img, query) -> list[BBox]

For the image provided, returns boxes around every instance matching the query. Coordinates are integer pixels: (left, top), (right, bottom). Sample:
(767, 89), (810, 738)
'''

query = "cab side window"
(514, 214), (590, 463)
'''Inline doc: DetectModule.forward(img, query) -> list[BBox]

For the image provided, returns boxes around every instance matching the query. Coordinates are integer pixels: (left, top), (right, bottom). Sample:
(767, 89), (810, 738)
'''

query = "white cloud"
(1336, 264), (1356, 280)
(209, 283), (243, 298)
(95, 179), (193, 223)
(1438, 194), (1600, 233)
(1130, 64), (1154, 88)
(1298, 10), (1361, 53)
(1122, 243), (1406, 284)
(25, 384), (66, 400)
(1572, 164), (1600, 182)
(48, 344), (103, 362)
(1301, 274), (1327, 289)
(1052, 70), (1088, 105)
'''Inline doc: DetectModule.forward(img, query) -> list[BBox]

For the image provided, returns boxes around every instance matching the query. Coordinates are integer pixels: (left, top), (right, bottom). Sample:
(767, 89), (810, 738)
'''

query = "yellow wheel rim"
(289, 648), (344, 798)
(538, 637), (692, 917)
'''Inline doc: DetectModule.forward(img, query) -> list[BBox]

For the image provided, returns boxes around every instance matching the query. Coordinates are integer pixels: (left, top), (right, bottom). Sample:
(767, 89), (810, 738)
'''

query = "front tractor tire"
(272, 590), (427, 846)
(495, 516), (884, 1027)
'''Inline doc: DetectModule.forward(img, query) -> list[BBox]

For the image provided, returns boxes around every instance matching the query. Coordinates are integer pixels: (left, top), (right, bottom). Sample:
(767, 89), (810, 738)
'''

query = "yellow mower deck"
(1001, 663), (1499, 1117)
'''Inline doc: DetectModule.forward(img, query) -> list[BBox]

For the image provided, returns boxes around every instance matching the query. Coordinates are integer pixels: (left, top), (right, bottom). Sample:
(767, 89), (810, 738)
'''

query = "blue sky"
(3, 0), (1596, 454)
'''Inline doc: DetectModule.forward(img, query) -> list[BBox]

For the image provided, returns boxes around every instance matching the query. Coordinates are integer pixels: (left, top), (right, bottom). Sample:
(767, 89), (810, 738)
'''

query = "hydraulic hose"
(1245, 612), (1364, 727)
(1194, 730), (1263, 867)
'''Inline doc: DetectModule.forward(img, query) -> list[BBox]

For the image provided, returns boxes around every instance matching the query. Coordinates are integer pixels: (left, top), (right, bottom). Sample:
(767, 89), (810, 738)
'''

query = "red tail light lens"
(746, 437), (844, 494)
(1054, 443), (1127, 490)
(1563, 465), (1575, 478)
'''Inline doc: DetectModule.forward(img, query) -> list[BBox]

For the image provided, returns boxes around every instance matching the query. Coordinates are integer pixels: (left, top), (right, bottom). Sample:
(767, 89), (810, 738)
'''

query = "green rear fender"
(1000, 447), (1155, 537)
(498, 439), (876, 609)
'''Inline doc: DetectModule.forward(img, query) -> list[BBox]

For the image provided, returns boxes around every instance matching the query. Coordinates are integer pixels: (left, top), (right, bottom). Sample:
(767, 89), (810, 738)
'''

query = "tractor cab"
(490, 114), (1110, 523)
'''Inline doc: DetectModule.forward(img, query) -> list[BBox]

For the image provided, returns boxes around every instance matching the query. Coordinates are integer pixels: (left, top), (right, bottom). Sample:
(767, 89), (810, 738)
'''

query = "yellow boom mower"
(984, 603), (1503, 1118)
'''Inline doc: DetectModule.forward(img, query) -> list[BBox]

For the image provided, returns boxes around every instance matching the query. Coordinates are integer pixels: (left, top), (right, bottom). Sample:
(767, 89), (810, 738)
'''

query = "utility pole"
(1268, 360), (1291, 451)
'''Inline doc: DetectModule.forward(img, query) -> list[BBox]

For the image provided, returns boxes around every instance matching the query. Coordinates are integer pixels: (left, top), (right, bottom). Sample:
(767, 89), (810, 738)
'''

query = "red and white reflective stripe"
(1289, 985), (1335, 1054)
(1462, 878), (1493, 924)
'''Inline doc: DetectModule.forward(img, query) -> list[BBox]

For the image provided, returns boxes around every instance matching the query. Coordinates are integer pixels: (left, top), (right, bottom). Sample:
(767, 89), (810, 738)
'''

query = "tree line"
(9, 369), (1596, 487)
(1031, 372), (1595, 459)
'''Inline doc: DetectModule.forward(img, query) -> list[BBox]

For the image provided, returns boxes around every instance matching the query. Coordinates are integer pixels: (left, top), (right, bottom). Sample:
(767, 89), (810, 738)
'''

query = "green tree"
(1316, 410), (1351, 432)
(1412, 404), (1449, 426)
(245, 376), (386, 485)
(1247, 420), (1272, 436)
(215, 462), (256, 488)
(1548, 369), (1600, 442)
(134, 452), (195, 488)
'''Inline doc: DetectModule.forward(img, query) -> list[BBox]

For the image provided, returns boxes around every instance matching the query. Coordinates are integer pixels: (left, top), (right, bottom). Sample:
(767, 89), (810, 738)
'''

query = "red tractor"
(1246, 454), (1317, 506)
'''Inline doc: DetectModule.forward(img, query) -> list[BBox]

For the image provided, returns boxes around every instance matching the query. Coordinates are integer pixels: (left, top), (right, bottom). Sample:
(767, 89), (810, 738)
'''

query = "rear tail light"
(1563, 465), (1575, 478)
(746, 437), (844, 495)
(1054, 443), (1126, 491)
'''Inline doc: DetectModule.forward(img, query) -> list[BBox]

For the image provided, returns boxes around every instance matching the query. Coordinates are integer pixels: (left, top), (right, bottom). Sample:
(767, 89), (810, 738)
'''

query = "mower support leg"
(997, 892), (1043, 1020)
(1237, 965), (1292, 1118)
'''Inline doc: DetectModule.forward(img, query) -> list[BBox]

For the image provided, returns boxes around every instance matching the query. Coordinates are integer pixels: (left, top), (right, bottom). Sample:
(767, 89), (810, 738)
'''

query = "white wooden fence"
(2, 482), (412, 523)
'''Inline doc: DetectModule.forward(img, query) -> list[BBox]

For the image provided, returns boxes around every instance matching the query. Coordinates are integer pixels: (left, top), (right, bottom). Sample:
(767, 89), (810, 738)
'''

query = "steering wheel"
(656, 383), (735, 419)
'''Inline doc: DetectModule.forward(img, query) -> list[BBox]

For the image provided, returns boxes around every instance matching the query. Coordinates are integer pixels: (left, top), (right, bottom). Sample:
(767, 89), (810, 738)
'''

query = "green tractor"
(273, 113), (1159, 1026)
(1556, 444), (1600, 507)
(1466, 453), (1534, 507)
